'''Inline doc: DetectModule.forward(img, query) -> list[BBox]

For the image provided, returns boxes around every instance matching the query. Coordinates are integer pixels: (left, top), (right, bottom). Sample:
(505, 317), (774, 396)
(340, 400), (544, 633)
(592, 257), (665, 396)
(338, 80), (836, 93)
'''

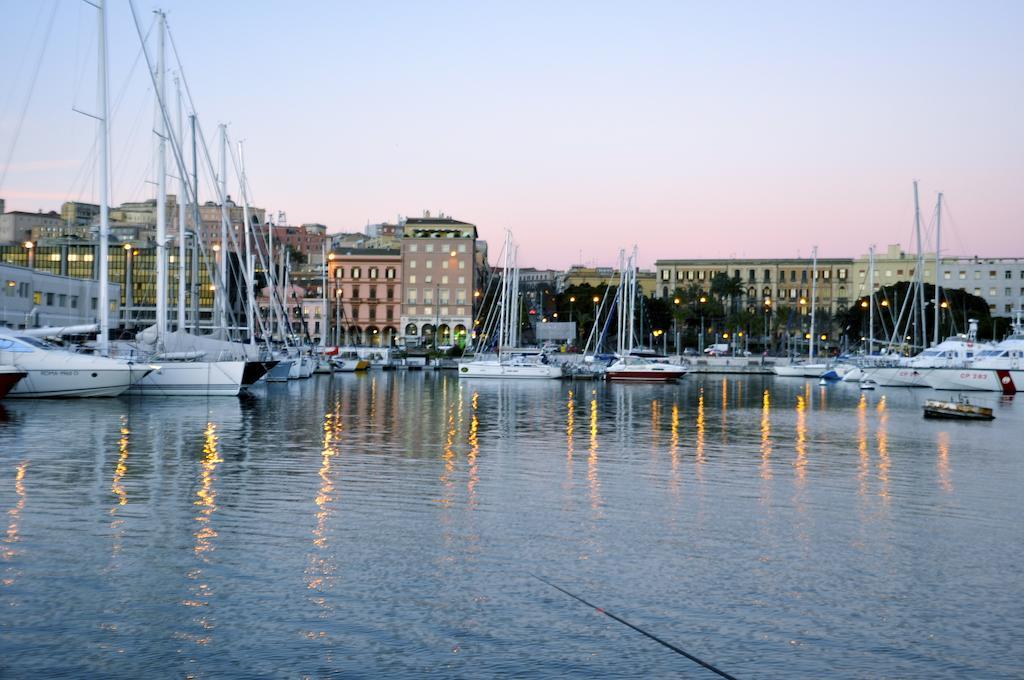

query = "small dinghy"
(923, 396), (994, 421)
(859, 379), (878, 390)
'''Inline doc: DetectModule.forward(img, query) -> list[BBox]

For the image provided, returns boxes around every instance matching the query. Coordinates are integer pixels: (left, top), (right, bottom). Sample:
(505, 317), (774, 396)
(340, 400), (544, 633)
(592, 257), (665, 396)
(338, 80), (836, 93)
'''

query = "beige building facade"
(327, 248), (402, 347)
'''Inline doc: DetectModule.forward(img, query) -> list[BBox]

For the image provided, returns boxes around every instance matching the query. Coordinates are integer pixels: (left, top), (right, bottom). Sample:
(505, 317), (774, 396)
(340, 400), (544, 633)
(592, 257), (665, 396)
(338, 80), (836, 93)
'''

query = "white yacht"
(605, 355), (686, 382)
(862, 333), (987, 388)
(0, 331), (148, 398)
(926, 316), (1023, 393)
(459, 352), (562, 379)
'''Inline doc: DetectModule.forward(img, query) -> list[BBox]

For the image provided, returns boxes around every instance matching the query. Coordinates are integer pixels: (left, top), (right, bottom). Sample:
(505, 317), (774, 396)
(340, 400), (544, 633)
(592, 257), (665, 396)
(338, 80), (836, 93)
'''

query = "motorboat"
(126, 354), (246, 397)
(923, 396), (994, 421)
(926, 315), (1023, 394)
(862, 331), (988, 388)
(459, 353), (562, 379)
(0, 365), (28, 399)
(605, 355), (686, 383)
(332, 352), (370, 373)
(773, 362), (829, 378)
(859, 378), (878, 390)
(0, 331), (147, 398)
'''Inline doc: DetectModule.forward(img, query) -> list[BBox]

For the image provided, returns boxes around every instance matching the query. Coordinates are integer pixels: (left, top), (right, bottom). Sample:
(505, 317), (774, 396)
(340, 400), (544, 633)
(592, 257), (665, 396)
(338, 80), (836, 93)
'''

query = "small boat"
(332, 352), (370, 373)
(605, 355), (686, 383)
(859, 379), (878, 390)
(923, 396), (994, 421)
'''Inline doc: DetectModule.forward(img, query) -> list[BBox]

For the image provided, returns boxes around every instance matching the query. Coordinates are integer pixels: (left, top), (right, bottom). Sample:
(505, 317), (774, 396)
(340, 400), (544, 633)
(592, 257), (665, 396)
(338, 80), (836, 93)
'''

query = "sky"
(1, 0), (1022, 269)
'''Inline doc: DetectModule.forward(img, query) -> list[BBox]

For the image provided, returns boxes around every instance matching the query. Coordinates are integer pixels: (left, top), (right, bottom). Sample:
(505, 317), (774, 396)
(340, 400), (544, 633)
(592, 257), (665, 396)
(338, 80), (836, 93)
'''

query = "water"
(1, 373), (1022, 678)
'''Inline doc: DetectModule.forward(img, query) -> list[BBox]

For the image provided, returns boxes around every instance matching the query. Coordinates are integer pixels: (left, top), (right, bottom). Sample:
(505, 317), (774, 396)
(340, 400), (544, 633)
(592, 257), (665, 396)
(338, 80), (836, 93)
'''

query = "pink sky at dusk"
(2, 1), (1021, 269)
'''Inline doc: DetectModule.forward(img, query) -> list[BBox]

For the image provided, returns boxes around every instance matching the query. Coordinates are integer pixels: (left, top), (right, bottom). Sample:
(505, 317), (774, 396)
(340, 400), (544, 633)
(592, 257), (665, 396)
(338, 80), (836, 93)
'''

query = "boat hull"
(605, 368), (684, 383)
(457, 361), (562, 379)
(126, 361), (245, 397)
(862, 367), (931, 388)
(0, 366), (28, 399)
(926, 368), (1022, 394)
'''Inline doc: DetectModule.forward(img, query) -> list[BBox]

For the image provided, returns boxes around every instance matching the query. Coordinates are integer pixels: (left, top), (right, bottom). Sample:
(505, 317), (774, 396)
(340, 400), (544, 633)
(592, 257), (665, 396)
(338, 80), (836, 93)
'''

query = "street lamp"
(763, 297), (772, 354)
(23, 241), (35, 269)
(672, 296), (681, 354)
(698, 294), (707, 354)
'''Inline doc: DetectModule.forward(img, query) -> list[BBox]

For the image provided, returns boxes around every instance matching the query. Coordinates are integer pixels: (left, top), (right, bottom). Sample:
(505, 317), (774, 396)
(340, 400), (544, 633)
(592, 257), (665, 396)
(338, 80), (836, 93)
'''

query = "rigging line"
(0, 0), (60, 195)
(530, 573), (740, 680)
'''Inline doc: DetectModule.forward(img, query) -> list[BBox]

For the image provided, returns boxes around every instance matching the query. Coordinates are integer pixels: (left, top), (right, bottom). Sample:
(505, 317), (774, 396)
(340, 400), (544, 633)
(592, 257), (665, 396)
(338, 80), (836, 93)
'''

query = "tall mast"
(809, 245), (818, 361)
(190, 114), (200, 331)
(154, 10), (168, 349)
(239, 141), (255, 346)
(868, 244), (875, 355)
(320, 240), (327, 348)
(176, 76), (187, 331)
(218, 124), (229, 338)
(933, 192), (943, 346)
(913, 180), (924, 350)
(96, 0), (111, 355)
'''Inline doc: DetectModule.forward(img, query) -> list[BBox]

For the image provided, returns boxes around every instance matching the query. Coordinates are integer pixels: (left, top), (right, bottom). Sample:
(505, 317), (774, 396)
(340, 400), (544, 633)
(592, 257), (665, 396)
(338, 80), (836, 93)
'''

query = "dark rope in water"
(531, 573), (740, 680)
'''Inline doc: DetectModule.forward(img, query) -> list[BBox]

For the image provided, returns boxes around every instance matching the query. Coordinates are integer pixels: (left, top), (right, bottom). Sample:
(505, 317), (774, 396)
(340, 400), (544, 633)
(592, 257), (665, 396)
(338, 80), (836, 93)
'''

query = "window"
(748, 269), (755, 282)
(959, 271), (966, 280)
(70, 296), (78, 308)
(801, 271), (808, 283)
(990, 288), (997, 297)
(409, 244), (418, 252)
(407, 289), (418, 303)
(989, 271), (997, 279)
(838, 268), (847, 281)
(896, 269), (903, 276)
(458, 276), (465, 284)
(974, 288), (981, 296)
(370, 267), (379, 279)
(661, 270), (669, 281)
(822, 270), (830, 280)
(458, 244), (467, 253)
(410, 260), (417, 268)
(442, 260), (449, 269)
(441, 275), (449, 284)
(407, 306), (416, 315)
(426, 244), (434, 253)
(456, 290), (466, 304)
(423, 306), (432, 315)
(1005, 287), (1012, 296)
(943, 271), (951, 280)
(386, 286), (394, 300)
(33, 291), (42, 305)
(425, 275), (432, 283)
(440, 307), (449, 316)
(764, 269), (772, 282)
(369, 308), (377, 321)
(1007, 304), (1014, 313)
(335, 267), (344, 279)
(409, 275), (416, 284)
(424, 289), (433, 303)
(698, 271), (705, 281)
(458, 261), (465, 270)
(858, 269), (865, 278)
(1007, 271), (1013, 279)
(46, 292), (54, 306)
(386, 267), (396, 279)
(457, 307), (465, 315)
(369, 287), (377, 299)
(439, 289), (450, 303)
(426, 260), (433, 269)
(386, 307), (394, 321)
(974, 271), (981, 280)
(352, 267), (361, 279)
(790, 271), (796, 282)
(58, 294), (66, 307)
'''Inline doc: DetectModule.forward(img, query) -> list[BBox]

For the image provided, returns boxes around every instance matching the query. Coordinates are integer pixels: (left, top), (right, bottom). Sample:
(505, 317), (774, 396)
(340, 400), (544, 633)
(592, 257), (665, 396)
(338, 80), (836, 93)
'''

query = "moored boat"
(923, 396), (994, 421)
(605, 355), (686, 382)
(0, 365), (28, 399)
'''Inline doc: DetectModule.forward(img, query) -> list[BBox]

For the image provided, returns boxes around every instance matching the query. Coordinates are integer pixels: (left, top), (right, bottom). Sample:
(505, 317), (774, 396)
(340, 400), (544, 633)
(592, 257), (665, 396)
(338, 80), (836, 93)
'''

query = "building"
(852, 244), (1024, 318)
(0, 241), (216, 330)
(399, 212), (477, 347)
(654, 257), (855, 315)
(1, 210), (64, 244)
(60, 201), (101, 227)
(326, 247), (402, 346)
(558, 265), (657, 296)
(1, 262), (121, 329)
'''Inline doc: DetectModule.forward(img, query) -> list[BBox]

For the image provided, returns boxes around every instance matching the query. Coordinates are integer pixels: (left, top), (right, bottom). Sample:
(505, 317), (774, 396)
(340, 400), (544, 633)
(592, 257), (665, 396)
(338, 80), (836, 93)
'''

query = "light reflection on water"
(0, 373), (1022, 678)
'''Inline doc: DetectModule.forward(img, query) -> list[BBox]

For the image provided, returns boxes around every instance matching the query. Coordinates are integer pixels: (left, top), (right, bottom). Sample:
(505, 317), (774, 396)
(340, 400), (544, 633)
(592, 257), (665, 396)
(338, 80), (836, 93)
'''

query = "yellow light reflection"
(650, 399), (660, 451)
(111, 416), (130, 508)
(669, 403), (680, 497)
(2, 462), (28, 585)
(695, 388), (706, 466)
(937, 432), (952, 492)
(794, 394), (807, 485)
(467, 391), (479, 508)
(760, 390), (772, 481)
(307, 402), (342, 610)
(876, 396), (890, 501)
(857, 393), (869, 498)
(566, 389), (575, 464)
(194, 422), (222, 557)
(588, 392), (602, 511)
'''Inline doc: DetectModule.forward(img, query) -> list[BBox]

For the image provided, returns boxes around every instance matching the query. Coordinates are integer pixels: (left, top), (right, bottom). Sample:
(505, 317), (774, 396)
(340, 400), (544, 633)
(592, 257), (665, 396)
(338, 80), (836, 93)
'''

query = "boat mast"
(868, 244), (875, 355)
(913, 180), (924, 350)
(190, 114), (200, 332)
(154, 10), (168, 351)
(239, 141), (255, 346)
(933, 192), (943, 346)
(320, 240), (327, 348)
(218, 124), (230, 339)
(809, 245), (818, 361)
(175, 76), (187, 331)
(96, 0), (111, 355)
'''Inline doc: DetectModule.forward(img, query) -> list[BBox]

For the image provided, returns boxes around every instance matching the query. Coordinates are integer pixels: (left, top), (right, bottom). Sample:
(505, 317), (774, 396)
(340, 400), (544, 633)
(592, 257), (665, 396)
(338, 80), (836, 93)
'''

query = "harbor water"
(1, 373), (1022, 678)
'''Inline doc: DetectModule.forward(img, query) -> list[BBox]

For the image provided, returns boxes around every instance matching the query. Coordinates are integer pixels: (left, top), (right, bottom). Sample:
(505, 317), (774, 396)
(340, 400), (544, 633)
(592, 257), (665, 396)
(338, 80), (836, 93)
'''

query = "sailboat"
(773, 246), (830, 378)
(458, 231), (562, 379)
(605, 247), (687, 383)
(120, 10), (245, 397)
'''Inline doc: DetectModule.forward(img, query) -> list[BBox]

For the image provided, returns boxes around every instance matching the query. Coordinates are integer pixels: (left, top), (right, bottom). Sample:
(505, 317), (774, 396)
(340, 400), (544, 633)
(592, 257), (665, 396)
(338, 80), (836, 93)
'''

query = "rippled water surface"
(1, 373), (1022, 678)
